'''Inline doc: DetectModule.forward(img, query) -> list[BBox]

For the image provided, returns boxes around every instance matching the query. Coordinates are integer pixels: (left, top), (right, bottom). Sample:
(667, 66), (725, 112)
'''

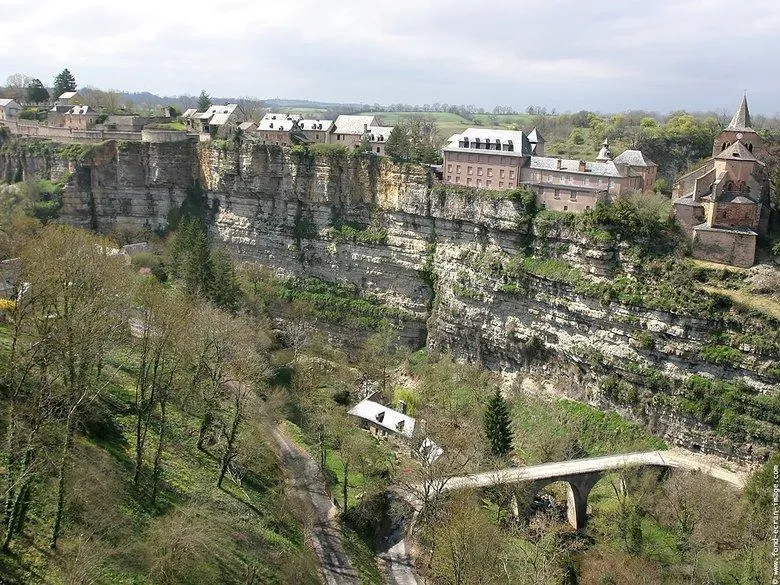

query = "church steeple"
(727, 94), (752, 131)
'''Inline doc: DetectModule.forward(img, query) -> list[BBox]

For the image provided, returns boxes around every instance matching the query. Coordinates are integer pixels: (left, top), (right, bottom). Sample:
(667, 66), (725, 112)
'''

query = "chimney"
(364, 123), (368, 132)
(556, 159), (562, 170)
(579, 161), (586, 172)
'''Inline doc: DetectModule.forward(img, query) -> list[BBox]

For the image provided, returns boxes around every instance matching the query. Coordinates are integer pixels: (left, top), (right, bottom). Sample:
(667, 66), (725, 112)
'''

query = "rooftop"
(334, 115), (379, 135)
(347, 399), (415, 439)
(0, 99), (19, 107)
(529, 156), (627, 177)
(444, 128), (532, 157)
(613, 149), (656, 167)
(299, 119), (334, 132)
(727, 95), (753, 132)
(58, 91), (79, 100)
(367, 126), (393, 142)
(714, 141), (760, 163)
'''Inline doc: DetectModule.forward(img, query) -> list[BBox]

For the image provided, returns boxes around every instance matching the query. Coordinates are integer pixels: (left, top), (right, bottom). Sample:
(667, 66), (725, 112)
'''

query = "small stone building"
(0, 99), (21, 120)
(672, 96), (770, 267)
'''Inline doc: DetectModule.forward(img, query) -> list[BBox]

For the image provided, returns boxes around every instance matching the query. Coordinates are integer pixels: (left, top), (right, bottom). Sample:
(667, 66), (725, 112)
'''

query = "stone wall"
(692, 227), (756, 267)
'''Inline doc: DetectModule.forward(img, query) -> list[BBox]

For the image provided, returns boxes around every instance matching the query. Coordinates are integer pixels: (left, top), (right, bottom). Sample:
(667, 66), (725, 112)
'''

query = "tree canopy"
(483, 389), (513, 457)
(26, 78), (49, 104)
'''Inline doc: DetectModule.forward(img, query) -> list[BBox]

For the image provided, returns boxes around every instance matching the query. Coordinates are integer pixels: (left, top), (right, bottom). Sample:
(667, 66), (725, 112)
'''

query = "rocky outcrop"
(48, 137), (780, 463)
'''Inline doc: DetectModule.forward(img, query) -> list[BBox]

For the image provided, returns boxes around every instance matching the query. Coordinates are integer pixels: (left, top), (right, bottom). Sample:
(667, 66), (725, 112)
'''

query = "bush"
(699, 344), (744, 366)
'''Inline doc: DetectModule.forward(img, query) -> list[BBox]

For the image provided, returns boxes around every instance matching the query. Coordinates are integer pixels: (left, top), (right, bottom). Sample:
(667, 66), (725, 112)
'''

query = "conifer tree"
(197, 90), (212, 111)
(52, 69), (76, 98)
(385, 123), (411, 161)
(484, 389), (513, 457)
(27, 79), (49, 104)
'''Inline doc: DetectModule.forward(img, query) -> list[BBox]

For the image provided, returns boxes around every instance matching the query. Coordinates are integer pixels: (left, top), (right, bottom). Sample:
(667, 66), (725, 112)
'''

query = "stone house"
(347, 398), (416, 440)
(60, 105), (100, 130)
(0, 99), (21, 120)
(672, 96), (770, 267)
(299, 119), (334, 143)
(238, 121), (258, 133)
(181, 103), (243, 137)
(56, 91), (82, 106)
(331, 115), (395, 154)
(256, 113), (307, 146)
(442, 128), (656, 212)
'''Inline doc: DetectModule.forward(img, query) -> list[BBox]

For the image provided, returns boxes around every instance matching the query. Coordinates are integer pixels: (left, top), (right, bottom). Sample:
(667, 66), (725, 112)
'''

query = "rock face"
(48, 138), (779, 463)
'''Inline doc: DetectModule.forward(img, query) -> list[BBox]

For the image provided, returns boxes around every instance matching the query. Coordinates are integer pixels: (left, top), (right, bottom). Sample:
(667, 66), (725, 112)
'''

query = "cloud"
(1, 0), (778, 113)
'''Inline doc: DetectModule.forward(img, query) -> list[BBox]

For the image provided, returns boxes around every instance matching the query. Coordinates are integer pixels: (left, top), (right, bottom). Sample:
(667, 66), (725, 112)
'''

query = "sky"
(1, 0), (779, 115)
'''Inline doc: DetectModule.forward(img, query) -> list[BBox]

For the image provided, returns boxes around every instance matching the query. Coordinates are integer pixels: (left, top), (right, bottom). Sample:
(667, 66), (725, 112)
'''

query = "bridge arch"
(526, 472), (603, 530)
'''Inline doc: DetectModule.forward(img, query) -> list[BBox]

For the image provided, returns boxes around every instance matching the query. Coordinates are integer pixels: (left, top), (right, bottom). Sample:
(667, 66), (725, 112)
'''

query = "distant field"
(278, 106), (328, 117)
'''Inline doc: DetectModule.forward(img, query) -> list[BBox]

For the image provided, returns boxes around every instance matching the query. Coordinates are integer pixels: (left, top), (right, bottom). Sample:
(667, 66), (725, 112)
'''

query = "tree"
(14, 226), (129, 548)
(170, 219), (213, 299)
(197, 90), (212, 112)
(483, 389), (512, 457)
(209, 248), (242, 311)
(52, 69), (77, 98)
(26, 79), (49, 104)
(384, 124), (411, 161)
(5, 74), (32, 101)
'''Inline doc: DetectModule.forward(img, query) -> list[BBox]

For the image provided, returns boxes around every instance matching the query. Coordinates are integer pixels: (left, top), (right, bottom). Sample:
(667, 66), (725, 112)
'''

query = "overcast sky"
(1, 0), (778, 114)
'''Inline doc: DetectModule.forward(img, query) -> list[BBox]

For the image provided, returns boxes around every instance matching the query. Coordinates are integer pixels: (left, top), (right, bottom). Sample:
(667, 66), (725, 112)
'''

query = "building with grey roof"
(182, 103), (243, 137)
(442, 127), (656, 213)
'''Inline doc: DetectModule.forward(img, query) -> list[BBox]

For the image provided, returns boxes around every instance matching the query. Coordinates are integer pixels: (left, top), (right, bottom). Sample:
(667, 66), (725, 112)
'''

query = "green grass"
(342, 524), (383, 585)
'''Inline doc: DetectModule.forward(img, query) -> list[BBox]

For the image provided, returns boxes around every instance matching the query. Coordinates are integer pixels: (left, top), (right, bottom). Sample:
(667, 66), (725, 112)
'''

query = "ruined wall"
(49, 138), (779, 462)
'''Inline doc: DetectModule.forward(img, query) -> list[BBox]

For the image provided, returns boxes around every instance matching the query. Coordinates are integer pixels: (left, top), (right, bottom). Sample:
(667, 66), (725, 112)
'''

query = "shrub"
(699, 344), (744, 366)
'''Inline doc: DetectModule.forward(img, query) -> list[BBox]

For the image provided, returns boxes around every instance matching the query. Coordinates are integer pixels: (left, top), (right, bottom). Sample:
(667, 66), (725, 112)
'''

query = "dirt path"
(272, 426), (360, 585)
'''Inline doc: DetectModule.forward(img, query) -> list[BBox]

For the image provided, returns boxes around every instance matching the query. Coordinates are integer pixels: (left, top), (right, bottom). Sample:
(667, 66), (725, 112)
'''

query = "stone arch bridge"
(412, 450), (745, 530)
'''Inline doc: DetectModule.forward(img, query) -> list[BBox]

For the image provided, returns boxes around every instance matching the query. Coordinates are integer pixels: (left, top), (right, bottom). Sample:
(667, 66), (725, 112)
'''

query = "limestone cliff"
(47, 138), (780, 463)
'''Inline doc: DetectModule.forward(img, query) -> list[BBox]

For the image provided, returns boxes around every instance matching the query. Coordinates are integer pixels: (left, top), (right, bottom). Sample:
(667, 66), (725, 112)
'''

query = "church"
(672, 96), (771, 267)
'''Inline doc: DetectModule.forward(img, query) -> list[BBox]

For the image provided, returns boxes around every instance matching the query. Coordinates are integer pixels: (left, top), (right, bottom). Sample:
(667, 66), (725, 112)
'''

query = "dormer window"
(732, 152), (740, 157)
(396, 420), (405, 431)
(375, 411), (385, 423)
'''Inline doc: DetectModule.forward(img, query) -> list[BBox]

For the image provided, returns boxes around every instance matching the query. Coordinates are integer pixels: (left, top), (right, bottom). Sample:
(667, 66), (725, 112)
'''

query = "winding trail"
(272, 426), (360, 585)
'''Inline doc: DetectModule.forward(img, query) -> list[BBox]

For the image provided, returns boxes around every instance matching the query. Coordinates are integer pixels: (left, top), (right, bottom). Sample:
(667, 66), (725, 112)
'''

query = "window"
(467, 178), (472, 186)
(447, 164), (452, 172)
(586, 206), (590, 211)
(456, 177), (461, 184)
(376, 147), (380, 153)
(467, 166), (473, 175)
(486, 180), (492, 187)
(554, 191), (560, 199)
(487, 168), (493, 177)
(456, 165), (461, 173)
(476, 179), (482, 187)
(499, 181), (504, 188)
(500, 169), (505, 179)
(447, 175), (452, 181)
(570, 193), (577, 200)
(477, 167), (483, 176)
(316, 133), (320, 139)
(509, 170), (515, 179)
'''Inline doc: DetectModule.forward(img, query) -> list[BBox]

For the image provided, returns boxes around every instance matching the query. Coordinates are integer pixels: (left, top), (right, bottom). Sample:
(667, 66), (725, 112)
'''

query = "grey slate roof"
(367, 126), (393, 142)
(258, 116), (298, 131)
(0, 99), (19, 107)
(613, 149), (656, 167)
(299, 119), (334, 132)
(529, 156), (626, 177)
(714, 141), (760, 163)
(527, 127), (543, 143)
(334, 115), (378, 135)
(727, 95), (753, 131)
(181, 108), (196, 119)
(444, 128), (532, 157)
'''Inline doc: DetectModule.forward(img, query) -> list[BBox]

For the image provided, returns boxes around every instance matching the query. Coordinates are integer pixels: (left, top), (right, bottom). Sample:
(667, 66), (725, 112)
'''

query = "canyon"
(2, 136), (778, 463)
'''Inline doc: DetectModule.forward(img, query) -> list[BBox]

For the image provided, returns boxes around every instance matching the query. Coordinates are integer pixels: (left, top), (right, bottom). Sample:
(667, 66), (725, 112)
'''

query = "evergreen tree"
(27, 79), (49, 104)
(385, 123), (411, 161)
(197, 90), (212, 112)
(52, 69), (76, 98)
(170, 219), (213, 298)
(209, 249), (242, 311)
(484, 389), (513, 457)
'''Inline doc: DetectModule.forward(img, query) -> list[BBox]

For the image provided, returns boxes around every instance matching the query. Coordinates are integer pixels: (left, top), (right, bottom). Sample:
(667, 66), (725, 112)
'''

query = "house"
(299, 119), (334, 143)
(238, 121), (258, 133)
(257, 113), (307, 146)
(0, 99), (21, 120)
(332, 115), (395, 153)
(182, 103), (243, 137)
(56, 91), (82, 106)
(366, 125), (394, 156)
(348, 399), (416, 440)
(442, 129), (656, 212)
(672, 96), (770, 267)
(60, 105), (100, 130)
